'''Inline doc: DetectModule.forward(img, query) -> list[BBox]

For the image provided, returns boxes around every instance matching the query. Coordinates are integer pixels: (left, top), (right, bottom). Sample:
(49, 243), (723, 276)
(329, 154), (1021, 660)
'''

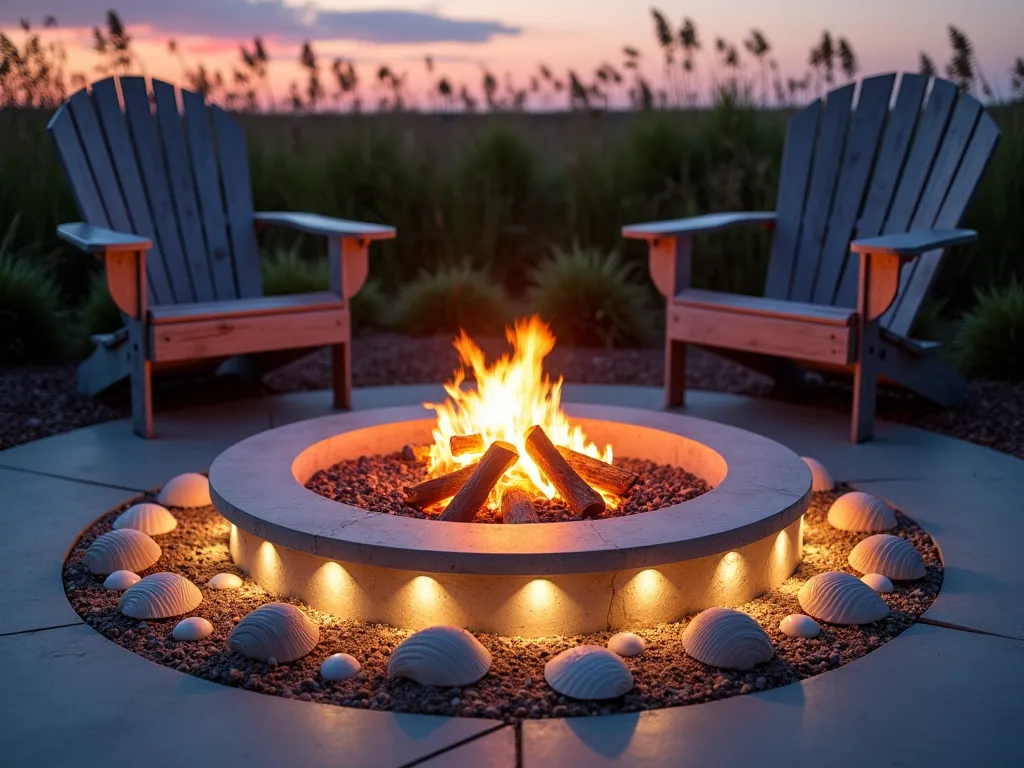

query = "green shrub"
(261, 242), (330, 296)
(349, 278), (389, 330)
(394, 264), (511, 336)
(953, 279), (1024, 381)
(527, 246), (654, 347)
(0, 221), (66, 363)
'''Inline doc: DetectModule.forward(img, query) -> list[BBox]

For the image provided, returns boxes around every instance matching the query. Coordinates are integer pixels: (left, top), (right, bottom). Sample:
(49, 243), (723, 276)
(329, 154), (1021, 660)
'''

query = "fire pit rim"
(209, 404), (811, 575)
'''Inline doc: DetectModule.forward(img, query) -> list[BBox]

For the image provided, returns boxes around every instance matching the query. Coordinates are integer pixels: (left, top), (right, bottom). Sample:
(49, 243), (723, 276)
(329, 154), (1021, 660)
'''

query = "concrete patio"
(1, 384), (1022, 767)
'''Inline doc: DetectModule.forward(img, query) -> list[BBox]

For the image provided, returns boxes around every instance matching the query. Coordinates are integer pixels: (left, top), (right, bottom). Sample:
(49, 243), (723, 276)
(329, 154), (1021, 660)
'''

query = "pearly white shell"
(849, 534), (926, 581)
(682, 607), (774, 670)
(173, 616), (214, 641)
(321, 653), (361, 681)
(157, 472), (211, 508)
(607, 631), (646, 657)
(207, 572), (243, 590)
(120, 572), (203, 619)
(388, 626), (491, 687)
(84, 529), (161, 575)
(798, 571), (889, 625)
(112, 502), (177, 536)
(827, 491), (897, 532)
(103, 570), (141, 591)
(801, 457), (835, 492)
(861, 573), (894, 593)
(544, 645), (634, 700)
(228, 603), (319, 663)
(779, 614), (821, 638)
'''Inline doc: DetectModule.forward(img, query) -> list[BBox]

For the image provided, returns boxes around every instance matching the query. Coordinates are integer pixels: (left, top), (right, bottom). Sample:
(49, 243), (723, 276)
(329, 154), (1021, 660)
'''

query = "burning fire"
(423, 316), (613, 509)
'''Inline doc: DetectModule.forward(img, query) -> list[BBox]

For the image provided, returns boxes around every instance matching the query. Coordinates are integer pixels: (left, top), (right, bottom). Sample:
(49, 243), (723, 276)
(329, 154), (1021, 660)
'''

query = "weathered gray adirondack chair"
(623, 73), (1000, 442)
(48, 76), (395, 437)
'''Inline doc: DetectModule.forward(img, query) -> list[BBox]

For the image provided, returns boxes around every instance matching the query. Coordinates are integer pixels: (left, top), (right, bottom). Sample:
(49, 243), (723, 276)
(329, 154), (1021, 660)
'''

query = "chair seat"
(149, 292), (343, 325)
(674, 289), (856, 326)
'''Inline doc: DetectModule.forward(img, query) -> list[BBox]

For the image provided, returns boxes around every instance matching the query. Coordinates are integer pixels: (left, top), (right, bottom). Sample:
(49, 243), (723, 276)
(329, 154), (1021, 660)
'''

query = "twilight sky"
(2, 0), (1021, 107)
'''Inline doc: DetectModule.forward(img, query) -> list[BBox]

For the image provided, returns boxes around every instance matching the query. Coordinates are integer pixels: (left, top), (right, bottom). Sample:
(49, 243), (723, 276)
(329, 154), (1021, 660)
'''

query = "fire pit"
(209, 318), (810, 636)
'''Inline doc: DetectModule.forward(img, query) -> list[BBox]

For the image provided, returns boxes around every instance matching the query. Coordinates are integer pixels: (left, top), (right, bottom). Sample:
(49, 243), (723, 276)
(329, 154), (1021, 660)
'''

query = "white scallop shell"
(157, 472), (211, 508)
(173, 616), (214, 641)
(228, 603), (319, 663)
(801, 457), (835, 492)
(113, 502), (177, 536)
(544, 645), (634, 700)
(83, 529), (161, 575)
(120, 572), (202, 619)
(103, 570), (140, 591)
(388, 626), (491, 687)
(607, 631), (645, 657)
(798, 571), (889, 625)
(682, 607), (774, 670)
(779, 614), (821, 638)
(861, 573), (894, 593)
(207, 572), (243, 590)
(849, 534), (926, 581)
(827, 491), (897, 532)
(321, 653), (361, 681)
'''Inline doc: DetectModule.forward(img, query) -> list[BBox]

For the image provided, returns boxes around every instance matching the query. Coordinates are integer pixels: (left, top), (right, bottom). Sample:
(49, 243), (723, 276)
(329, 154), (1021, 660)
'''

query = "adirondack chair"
(48, 76), (395, 437)
(622, 73), (1000, 442)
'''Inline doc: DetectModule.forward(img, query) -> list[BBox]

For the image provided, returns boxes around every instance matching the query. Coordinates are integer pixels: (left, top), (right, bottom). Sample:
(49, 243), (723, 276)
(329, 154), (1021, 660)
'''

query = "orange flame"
(423, 316), (613, 510)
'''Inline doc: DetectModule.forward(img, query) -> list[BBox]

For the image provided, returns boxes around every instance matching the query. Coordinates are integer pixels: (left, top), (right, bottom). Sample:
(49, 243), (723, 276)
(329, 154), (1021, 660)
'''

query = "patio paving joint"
(0, 621), (84, 639)
(400, 723), (509, 768)
(918, 616), (1024, 642)
(0, 462), (149, 494)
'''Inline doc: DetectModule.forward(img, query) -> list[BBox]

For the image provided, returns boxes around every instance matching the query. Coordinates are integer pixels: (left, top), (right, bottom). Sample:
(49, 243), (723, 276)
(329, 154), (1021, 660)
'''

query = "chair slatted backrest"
(763, 73), (1000, 336)
(47, 76), (263, 306)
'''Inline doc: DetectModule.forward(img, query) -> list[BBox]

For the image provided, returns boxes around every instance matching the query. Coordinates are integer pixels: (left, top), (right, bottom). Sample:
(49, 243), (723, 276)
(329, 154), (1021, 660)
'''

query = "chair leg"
(128, 325), (153, 438)
(665, 337), (687, 409)
(332, 342), (352, 410)
(851, 326), (881, 444)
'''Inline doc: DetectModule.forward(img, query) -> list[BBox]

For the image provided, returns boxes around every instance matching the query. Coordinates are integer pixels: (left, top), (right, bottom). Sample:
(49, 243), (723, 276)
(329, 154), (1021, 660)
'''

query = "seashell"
(779, 614), (820, 638)
(849, 534), (926, 581)
(827, 491), (896, 532)
(801, 457), (835, 492)
(607, 631), (645, 657)
(228, 603), (319, 663)
(321, 653), (361, 681)
(157, 472), (211, 508)
(207, 572), (243, 590)
(544, 645), (634, 700)
(388, 626), (491, 687)
(861, 573), (894, 593)
(84, 529), (161, 575)
(103, 570), (140, 591)
(682, 607), (774, 670)
(798, 571), (889, 625)
(113, 502), (177, 536)
(120, 572), (202, 619)
(173, 616), (213, 641)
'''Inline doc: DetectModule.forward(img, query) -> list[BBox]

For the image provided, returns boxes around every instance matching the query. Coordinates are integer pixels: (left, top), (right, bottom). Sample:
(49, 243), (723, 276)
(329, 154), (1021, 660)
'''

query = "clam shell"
(798, 571), (889, 625)
(112, 502), (177, 536)
(861, 573), (894, 593)
(607, 631), (645, 657)
(682, 607), (774, 670)
(84, 529), (161, 575)
(207, 572), (243, 590)
(544, 645), (634, 700)
(103, 570), (141, 591)
(173, 616), (214, 641)
(801, 456), (835, 492)
(228, 603), (319, 663)
(827, 491), (896, 532)
(321, 653), (361, 681)
(388, 626), (491, 687)
(849, 534), (926, 581)
(120, 572), (202, 619)
(157, 472), (211, 508)
(779, 614), (820, 638)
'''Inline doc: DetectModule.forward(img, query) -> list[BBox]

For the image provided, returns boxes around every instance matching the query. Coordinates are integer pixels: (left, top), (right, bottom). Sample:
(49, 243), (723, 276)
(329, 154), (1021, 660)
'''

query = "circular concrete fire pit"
(209, 403), (810, 636)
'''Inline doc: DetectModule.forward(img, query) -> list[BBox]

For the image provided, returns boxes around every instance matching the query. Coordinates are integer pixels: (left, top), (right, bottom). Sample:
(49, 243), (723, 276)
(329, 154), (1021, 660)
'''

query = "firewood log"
(437, 441), (520, 522)
(500, 487), (539, 524)
(524, 425), (605, 519)
(402, 444), (431, 462)
(450, 433), (485, 457)
(555, 446), (638, 496)
(404, 463), (478, 507)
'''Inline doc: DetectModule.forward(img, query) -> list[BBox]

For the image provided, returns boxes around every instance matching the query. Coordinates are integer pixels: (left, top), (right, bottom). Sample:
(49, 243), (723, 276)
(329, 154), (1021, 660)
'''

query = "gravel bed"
(305, 453), (710, 523)
(63, 485), (941, 721)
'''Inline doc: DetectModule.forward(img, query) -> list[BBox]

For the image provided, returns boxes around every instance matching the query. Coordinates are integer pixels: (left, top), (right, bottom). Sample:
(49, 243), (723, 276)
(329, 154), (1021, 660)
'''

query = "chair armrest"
(850, 228), (977, 258)
(622, 212), (776, 241)
(254, 211), (396, 241)
(57, 223), (152, 254)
